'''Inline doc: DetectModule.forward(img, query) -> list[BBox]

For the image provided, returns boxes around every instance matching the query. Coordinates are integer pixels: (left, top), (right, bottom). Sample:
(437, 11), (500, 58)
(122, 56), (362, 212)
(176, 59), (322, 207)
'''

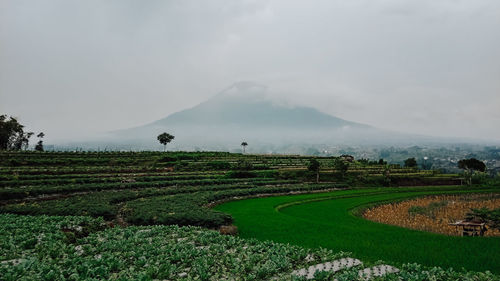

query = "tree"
(333, 158), (349, 180)
(308, 158), (321, 183)
(458, 158), (486, 186)
(0, 115), (33, 150)
(466, 207), (500, 230)
(35, 132), (45, 152)
(157, 132), (175, 152)
(241, 142), (248, 153)
(404, 157), (417, 168)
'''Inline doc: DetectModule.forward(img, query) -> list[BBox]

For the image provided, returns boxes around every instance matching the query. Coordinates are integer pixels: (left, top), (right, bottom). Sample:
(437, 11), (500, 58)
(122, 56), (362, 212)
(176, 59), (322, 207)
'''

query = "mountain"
(110, 82), (432, 150)
(153, 82), (368, 130)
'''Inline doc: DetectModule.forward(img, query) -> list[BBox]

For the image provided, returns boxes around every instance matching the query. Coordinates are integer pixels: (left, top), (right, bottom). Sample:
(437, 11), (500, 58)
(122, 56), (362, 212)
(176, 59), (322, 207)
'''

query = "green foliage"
(458, 158), (487, 185)
(241, 141), (248, 153)
(307, 158), (321, 183)
(226, 170), (256, 178)
(0, 115), (34, 150)
(0, 151), (466, 244)
(0, 151), (499, 279)
(157, 132), (175, 151)
(216, 186), (500, 274)
(307, 158), (320, 172)
(0, 214), (350, 280)
(467, 207), (500, 230)
(206, 160), (231, 170)
(458, 158), (486, 172)
(408, 206), (426, 216)
(404, 157), (417, 168)
(34, 132), (44, 152)
(0, 182), (343, 227)
(3, 213), (498, 280)
(333, 159), (349, 180)
(34, 140), (43, 151)
(232, 159), (253, 170)
(408, 201), (448, 218)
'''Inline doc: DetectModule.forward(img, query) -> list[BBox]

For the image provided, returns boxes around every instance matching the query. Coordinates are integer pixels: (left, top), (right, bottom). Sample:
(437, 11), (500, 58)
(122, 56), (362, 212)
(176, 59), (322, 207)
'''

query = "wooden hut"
(449, 220), (487, 236)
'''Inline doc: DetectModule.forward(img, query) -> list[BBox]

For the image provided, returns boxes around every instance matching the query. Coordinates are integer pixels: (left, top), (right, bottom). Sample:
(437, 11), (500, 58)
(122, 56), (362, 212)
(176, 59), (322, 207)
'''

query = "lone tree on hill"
(157, 132), (175, 152)
(308, 158), (321, 183)
(241, 142), (248, 153)
(35, 132), (45, 152)
(404, 157), (418, 168)
(0, 115), (34, 150)
(458, 158), (486, 186)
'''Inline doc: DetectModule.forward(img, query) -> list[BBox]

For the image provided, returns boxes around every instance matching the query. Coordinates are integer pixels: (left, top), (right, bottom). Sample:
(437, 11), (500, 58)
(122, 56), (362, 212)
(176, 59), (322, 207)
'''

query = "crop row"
(1, 214), (497, 280)
(0, 176), (297, 200)
(0, 214), (350, 281)
(0, 183), (344, 227)
(0, 173), (226, 187)
(0, 170), (227, 181)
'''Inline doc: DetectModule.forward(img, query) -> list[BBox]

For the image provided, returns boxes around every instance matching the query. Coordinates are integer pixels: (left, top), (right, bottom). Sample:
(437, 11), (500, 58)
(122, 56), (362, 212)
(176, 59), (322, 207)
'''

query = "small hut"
(449, 220), (487, 236)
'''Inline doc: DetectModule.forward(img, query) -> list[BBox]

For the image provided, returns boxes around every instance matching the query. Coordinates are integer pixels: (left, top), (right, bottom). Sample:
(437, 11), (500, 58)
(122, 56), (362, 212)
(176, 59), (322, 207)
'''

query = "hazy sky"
(1, 0), (499, 142)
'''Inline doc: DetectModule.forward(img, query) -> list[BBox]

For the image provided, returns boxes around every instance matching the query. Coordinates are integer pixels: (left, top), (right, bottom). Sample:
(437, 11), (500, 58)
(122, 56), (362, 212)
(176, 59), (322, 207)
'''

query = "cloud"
(1, 0), (499, 142)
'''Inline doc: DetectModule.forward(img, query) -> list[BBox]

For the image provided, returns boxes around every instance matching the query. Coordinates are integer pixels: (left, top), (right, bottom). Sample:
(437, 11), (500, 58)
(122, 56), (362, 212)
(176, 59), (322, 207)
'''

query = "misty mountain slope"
(112, 82), (427, 147)
(152, 82), (368, 129)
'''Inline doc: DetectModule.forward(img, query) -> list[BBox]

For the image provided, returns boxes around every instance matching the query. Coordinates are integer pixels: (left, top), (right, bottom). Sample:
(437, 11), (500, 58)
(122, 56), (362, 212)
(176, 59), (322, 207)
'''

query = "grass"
(214, 186), (500, 273)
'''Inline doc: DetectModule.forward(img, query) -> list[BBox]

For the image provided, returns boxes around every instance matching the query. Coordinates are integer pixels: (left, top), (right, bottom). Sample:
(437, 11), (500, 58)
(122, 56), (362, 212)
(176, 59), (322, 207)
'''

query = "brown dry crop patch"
(363, 193), (500, 236)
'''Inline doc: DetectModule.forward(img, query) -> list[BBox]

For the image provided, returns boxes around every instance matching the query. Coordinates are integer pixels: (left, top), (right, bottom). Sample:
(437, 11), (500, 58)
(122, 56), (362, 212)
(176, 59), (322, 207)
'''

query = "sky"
(1, 0), (500, 142)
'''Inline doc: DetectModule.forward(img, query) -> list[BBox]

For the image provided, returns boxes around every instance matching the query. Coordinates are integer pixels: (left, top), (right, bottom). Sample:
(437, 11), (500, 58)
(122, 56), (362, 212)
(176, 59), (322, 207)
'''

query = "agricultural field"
(0, 151), (454, 228)
(215, 186), (500, 274)
(364, 193), (500, 236)
(1, 151), (499, 280)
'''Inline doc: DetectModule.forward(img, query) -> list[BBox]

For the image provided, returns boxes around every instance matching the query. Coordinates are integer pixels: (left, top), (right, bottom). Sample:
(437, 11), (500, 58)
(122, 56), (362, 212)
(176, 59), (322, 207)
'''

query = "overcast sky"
(1, 0), (499, 142)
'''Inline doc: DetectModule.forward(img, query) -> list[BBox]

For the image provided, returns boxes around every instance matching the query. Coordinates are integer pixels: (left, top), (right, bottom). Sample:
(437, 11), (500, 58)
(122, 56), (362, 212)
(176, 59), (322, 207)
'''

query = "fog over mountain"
(101, 82), (459, 151)
(1, 1), (500, 145)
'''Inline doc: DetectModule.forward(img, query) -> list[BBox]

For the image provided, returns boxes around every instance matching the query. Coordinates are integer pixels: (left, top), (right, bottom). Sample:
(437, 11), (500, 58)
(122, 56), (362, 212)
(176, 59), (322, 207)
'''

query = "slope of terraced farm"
(2, 151), (495, 280)
(0, 151), (454, 227)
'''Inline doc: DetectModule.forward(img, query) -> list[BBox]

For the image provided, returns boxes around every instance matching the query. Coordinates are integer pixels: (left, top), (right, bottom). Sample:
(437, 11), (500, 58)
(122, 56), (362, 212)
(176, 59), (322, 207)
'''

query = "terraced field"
(2, 214), (499, 280)
(1, 151), (453, 227)
(1, 151), (497, 280)
(215, 186), (500, 273)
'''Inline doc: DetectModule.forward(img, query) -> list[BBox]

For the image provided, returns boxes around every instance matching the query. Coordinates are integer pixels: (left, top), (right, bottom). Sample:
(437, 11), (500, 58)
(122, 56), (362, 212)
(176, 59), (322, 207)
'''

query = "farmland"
(1, 151), (499, 279)
(363, 193), (500, 236)
(215, 186), (500, 273)
(0, 151), (454, 227)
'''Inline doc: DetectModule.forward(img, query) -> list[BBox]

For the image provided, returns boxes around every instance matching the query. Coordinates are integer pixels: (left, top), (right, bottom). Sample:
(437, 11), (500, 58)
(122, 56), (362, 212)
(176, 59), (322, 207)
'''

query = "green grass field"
(215, 186), (500, 273)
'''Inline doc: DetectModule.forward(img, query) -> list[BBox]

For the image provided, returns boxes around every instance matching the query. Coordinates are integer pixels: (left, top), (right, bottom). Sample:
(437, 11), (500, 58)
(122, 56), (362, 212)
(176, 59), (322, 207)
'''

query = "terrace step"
(291, 257), (362, 279)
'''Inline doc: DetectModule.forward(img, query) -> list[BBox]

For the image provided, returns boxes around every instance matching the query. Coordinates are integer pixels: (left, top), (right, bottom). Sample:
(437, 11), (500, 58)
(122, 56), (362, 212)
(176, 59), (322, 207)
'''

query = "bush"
(226, 170), (256, 178)
(232, 159), (253, 171)
(206, 161), (231, 170)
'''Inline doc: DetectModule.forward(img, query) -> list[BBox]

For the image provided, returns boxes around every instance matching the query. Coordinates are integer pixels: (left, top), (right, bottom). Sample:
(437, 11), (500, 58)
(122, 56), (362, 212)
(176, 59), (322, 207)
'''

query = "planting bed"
(2, 213), (499, 280)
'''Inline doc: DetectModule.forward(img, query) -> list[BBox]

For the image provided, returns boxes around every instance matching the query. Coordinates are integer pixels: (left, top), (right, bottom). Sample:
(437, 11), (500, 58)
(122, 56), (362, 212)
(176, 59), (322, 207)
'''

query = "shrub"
(206, 161), (231, 170)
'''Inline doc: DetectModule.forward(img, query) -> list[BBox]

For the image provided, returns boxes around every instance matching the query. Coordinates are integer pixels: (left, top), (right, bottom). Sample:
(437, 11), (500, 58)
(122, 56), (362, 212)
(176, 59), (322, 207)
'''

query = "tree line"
(0, 115), (44, 151)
